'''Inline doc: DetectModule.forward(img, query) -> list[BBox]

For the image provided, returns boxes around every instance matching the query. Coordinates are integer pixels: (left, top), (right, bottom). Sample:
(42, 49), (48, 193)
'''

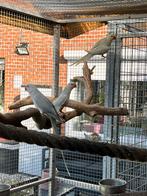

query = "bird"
(53, 82), (76, 113)
(25, 84), (62, 134)
(53, 83), (76, 178)
(25, 84), (72, 177)
(70, 34), (116, 66)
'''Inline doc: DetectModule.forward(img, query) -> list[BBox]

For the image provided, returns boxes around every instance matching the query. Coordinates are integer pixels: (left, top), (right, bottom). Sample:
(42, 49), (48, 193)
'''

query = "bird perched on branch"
(25, 84), (74, 177)
(53, 82), (76, 177)
(25, 84), (62, 134)
(53, 82), (76, 113)
(70, 34), (116, 66)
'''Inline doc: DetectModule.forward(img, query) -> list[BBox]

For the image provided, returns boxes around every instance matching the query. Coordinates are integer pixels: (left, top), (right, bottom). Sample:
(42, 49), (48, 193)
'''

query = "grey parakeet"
(53, 82), (76, 177)
(53, 82), (76, 112)
(70, 34), (116, 66)
(25, 84), (71, 176)
(25, 84), (62, 134)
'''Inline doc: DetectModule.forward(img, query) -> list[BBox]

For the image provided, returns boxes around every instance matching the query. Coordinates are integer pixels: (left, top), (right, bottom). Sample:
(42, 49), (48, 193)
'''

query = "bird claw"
(102, 54), (106, 58)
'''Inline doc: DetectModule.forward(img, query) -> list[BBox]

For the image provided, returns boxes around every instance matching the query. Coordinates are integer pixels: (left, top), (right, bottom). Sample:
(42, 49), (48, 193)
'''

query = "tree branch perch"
(5, 62), (128, 129)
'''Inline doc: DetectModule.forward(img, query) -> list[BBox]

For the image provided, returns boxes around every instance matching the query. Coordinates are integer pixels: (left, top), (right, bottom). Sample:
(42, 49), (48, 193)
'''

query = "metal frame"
(103, 23), (117, 179)
(48, 24), (61, 196)
(10, 177), (51, 193)
(111, 20), (147, 192)
(103, 23), (123, 180)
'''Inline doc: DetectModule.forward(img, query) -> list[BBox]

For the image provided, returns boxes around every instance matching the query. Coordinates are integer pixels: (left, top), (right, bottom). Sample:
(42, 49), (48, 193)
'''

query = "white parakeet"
(71, 34), (116, 66)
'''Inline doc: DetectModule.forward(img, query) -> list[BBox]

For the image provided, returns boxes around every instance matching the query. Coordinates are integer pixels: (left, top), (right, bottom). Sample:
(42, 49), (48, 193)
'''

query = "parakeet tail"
(50, 117), (60, 135)
(70, 53), (93, 66)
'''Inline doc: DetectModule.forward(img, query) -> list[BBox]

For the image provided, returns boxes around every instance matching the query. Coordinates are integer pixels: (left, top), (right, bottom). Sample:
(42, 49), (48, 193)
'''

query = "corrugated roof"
(1, 0), (147, 23)
(0, 0), (147, 38)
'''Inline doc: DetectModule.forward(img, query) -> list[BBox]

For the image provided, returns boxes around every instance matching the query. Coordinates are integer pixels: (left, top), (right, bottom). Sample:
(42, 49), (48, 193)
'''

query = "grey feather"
(53, 82), (76, 112)
(25, 84), (61, 122)
(25, 84), (71, 175)
(49, 117), (59, 134)
(25, 84), (62, 133)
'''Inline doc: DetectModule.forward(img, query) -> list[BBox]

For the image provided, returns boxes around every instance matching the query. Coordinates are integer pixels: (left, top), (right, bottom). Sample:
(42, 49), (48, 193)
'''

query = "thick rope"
(0, 122), (147, 162)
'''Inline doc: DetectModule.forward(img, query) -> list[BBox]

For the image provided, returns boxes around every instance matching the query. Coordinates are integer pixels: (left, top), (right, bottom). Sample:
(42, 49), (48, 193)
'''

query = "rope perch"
(0, 122), (147, 162)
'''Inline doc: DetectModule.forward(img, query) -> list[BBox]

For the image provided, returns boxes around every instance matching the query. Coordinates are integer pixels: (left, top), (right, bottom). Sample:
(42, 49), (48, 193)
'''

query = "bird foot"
(102, 54), (106, 58)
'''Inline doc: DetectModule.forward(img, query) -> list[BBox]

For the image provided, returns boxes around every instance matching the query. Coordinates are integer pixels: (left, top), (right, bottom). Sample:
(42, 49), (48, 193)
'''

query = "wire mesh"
(1, 0), (147, 22)
(0, 10), (55, 196)
(0, 2), (147, 196)
(109, 21), (147, 192)
(55, 26), (107, 196)
(0, 12), (108, 195)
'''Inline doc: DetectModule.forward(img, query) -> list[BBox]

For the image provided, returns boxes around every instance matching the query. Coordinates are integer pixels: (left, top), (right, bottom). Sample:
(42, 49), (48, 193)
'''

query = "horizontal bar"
(10, 177), (52, 193)
(118, 32), (147, 38)
(57, 177), (147, 195)
(56, 177), (100, 192)
(55, 14), (147, 23)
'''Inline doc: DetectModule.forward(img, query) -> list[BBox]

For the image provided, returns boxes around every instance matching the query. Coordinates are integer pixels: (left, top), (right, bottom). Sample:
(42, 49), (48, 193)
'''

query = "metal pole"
(113, 38), (122, 144)
(103, 24), (122, 179)
(54, 13), (147, 24)
(48, 24), (60, 196)
(10, 177), (51, 193)
(56, 177), (100, 192)
(118, 32), (147, 38)
(52, 24), (60, 97)
(103, 23), (117, 179)
(111, 37), (122, 178)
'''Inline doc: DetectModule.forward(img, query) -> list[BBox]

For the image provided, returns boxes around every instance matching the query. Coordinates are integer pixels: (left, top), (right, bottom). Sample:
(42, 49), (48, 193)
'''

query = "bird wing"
(40, 97), (62, 122)
(90, 36), (113, 52)
(70, 36), (113, 66)
(53, 85), (72, 112)
(53, 92), (67, 112)
(91, 44), (110, 55)
(28, 86), (62, 122)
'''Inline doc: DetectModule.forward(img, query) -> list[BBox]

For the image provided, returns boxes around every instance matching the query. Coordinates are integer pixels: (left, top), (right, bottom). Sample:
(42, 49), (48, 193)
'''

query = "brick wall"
(0, 23), (107, 111)
(0, 24), (53, 111)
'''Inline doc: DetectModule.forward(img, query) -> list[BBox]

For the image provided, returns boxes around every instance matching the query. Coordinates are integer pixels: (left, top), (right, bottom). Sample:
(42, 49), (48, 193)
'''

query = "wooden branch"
(83, 63), (94, 104)
(66, 100), (128, 116)
(65, 62), (94, 119)
(7, 63), (92, 128)
(9, 96), (129, 118)
(62, 103), (128, 122)
(7, 62), (129, 128)
(8, 96), (32, 110)
(8, 62), (94, 123)
(2, 98), (128, 130)
(0, 108), (52, 129)
(5, 62), (129, 129)
(9, 96), (55, 110)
